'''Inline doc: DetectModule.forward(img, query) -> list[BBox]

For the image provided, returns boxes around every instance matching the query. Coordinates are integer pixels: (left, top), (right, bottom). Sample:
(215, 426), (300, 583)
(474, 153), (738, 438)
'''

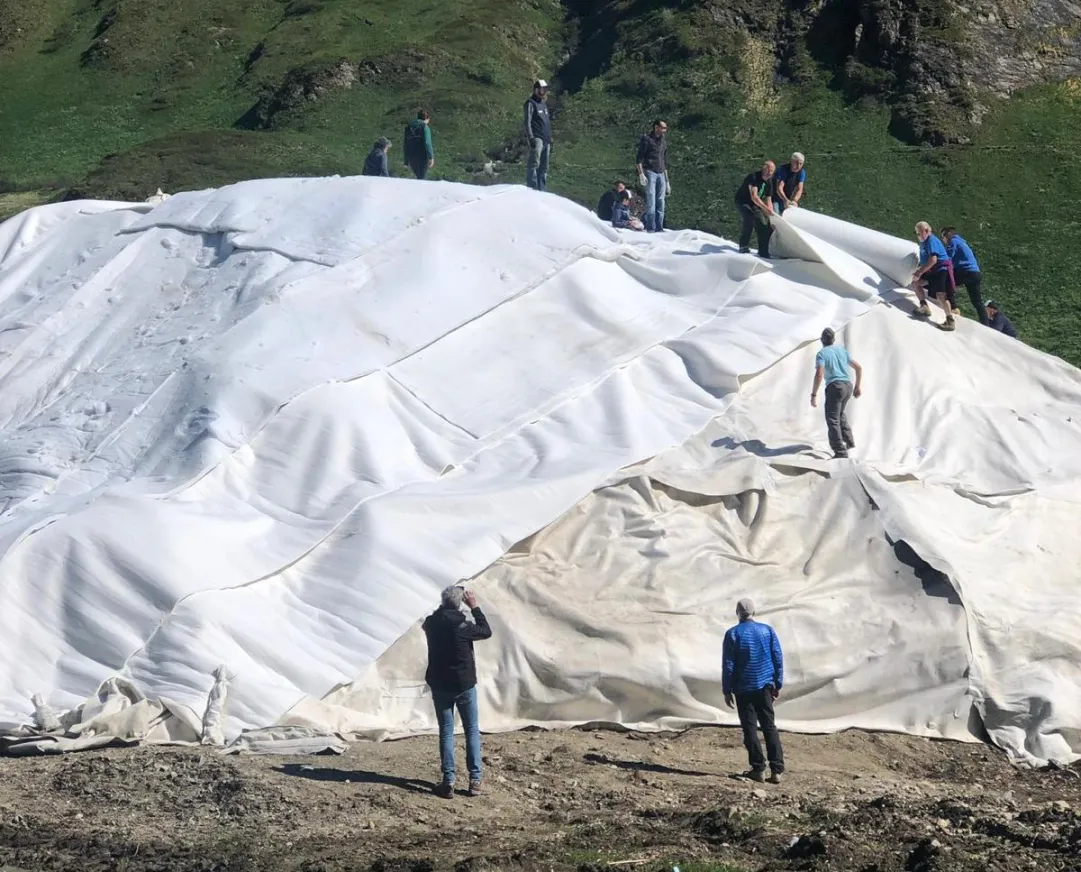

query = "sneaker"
(943, 316), (956, 332)
(433, 780), (454, 799)
(467, 780), (482, 797)
(742, 769), (766, 783)
(833, 451), (849, 459)
(916, 303), (932, 317)
(768, 771), (784, 785)
(738, 246), (751, 254)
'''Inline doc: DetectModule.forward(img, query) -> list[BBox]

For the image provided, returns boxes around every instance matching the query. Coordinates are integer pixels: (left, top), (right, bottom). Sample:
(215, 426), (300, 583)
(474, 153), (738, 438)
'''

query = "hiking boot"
(916, 302), (932, 317)
(433, 780), (454, 799)
(738, 246), (751, 254)
(943, 316), (956, 332)
(844, 439), (856, 449)
(768, 771), (784, 785)
(832, 451), (849, 459)
(467, 780), (482, 797)
(742, 769), (766, 783)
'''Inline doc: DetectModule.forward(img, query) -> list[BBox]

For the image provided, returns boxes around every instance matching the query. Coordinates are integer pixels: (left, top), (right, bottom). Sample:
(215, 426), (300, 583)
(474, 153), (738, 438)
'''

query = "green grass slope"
(0, 0), (1078, 363)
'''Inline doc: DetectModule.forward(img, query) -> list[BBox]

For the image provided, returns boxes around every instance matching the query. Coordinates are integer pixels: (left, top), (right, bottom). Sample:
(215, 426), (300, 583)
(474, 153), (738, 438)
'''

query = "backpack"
(404, 122), (425, 157)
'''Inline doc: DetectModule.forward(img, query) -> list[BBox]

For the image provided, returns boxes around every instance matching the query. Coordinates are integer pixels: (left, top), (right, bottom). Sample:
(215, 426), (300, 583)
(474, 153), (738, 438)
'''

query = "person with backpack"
(403, 110), (435, 180)
(635, 119), (670, 232)
(523, 79), (553, 191)
(362, 137), (392, 177)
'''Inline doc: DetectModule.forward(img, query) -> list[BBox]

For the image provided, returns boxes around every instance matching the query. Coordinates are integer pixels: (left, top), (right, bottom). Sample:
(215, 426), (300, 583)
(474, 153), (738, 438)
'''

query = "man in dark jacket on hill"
(524, 79), (553, 191)
(635, 119), (670, 232)
(423, 584), (493, 799)
(403, 109), (435, 180)
(362, 137), (392, 177)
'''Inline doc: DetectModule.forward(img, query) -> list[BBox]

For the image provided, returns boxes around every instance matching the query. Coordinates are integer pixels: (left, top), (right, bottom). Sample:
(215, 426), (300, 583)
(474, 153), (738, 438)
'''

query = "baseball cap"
(534, 79), (549, 89)
(985, 299), (997, 309)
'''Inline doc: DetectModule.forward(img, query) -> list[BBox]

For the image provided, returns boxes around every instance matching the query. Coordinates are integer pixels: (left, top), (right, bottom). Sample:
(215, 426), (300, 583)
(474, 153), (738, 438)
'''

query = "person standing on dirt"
(723, 598), (785, 784)
(735, 160), (776, 257)
(524, 79), (553, 191)
(362, 137), (392, 177)
(423, 584), (493, 799)
(912, 221), (955, 330)
(810, 327), (863, 459)
(635, 119), (670, 232)
(940, 227), (987, 325)
(403, 109), (435, 180)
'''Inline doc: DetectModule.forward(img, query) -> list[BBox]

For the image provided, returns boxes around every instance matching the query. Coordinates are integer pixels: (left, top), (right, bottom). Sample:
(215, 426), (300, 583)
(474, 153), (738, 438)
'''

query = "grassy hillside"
(0, 0), (1078, 363)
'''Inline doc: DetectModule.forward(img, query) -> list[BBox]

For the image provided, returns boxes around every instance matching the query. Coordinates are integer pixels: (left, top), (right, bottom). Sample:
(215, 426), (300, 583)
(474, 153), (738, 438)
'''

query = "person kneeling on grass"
(985, 300), (1018, 338)
(724, 598), (785, 785)
(811, 327), (863, 459)
(611, 189), (645, 230)
(423, 584), (493, 799)
(912, 221), (955, 331)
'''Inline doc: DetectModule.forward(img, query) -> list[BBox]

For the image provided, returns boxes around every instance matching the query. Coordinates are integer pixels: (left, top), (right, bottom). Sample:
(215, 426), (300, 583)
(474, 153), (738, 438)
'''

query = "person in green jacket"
(403, 109), (435, 180)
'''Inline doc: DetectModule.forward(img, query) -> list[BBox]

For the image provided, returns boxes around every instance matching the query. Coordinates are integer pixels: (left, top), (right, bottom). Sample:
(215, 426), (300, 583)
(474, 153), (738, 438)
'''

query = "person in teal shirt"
(403, 109), (435, 180)
(810, 328), (864, 458)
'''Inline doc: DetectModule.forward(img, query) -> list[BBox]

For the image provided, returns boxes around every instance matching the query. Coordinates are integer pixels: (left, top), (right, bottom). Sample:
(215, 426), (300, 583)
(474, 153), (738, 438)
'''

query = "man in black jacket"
(635, 120), (670, 232)
(423, 584), (493, 798)
(523, 79), (553, 191)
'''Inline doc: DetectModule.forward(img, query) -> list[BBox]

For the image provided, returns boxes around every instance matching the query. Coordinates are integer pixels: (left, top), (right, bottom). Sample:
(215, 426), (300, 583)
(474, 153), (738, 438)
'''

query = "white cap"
(534, 79), (548, 89)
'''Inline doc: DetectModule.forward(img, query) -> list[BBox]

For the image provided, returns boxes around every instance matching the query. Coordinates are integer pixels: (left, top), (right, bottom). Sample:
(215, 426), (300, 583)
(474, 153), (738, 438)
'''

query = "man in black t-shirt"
(734, 160), (776, 257)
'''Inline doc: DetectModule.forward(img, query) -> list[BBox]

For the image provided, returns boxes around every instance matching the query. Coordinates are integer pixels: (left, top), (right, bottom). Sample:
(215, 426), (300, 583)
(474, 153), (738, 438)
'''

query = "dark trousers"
(738, 205), (772, 255)
(824, 380), (854, 455)
(407, 156), (429, 180)
(955, 269), (987, 325)
(735, 687), (784, 773)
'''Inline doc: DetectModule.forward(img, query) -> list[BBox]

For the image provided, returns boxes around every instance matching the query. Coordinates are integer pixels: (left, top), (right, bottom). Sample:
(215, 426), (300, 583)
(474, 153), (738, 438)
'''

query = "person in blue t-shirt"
(940, 227), (987, 325)
(811, 327), (864, 458)
(772, 152), (806, 215)
(985, 300), (1018, 338)
(912, 221), (955, 331)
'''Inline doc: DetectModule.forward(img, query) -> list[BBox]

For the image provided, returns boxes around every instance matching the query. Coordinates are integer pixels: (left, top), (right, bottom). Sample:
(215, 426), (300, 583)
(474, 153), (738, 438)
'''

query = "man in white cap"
(524, 79), (553, 191)
(723, 597), (785, 784)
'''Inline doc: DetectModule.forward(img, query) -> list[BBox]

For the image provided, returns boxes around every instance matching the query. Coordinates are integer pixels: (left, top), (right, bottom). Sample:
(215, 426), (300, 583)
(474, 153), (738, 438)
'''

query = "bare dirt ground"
(0, 727), (1078, 872)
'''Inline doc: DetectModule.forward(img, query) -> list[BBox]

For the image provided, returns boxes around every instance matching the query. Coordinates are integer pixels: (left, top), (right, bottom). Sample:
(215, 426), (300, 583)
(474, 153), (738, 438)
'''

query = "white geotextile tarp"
(0, 180), (1078, 765)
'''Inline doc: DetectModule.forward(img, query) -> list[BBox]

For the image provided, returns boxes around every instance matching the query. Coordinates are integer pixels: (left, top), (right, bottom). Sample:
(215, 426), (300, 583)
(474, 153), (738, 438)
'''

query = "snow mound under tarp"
(0, 177), (1078, 765)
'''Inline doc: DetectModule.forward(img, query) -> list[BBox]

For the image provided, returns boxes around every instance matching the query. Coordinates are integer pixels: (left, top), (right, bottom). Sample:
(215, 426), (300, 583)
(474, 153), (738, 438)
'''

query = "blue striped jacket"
(722, 619), (784, 695)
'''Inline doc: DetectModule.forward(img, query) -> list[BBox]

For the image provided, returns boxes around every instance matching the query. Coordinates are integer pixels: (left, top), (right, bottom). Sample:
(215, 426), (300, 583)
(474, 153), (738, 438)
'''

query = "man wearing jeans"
(423, 584), (493, 798)
(723, 598), (785, 784)
(523, 79), (553, 191)
(635, 120), (670, 232)
(810, 327), (864, 459)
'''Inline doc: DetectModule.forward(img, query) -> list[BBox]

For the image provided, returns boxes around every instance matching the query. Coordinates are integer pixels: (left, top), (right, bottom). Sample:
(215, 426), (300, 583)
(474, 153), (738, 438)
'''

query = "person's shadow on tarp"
(277, 763), (434, 795)
(712, 437), (814, 457)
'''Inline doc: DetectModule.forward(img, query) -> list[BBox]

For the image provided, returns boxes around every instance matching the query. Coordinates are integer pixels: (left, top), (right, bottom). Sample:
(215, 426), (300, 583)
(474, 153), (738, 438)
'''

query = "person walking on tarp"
(772, 152), (806, 215)
(635, 119), (670, 232)
(985, 300), (1018, 338)
(524, 79), (553, 191)
(811, 327), (864, 459)
(735, 160), (776, 257)
(362, 137), (392, 177)
(423, 584), (493, 799)
(611, 189), (644, 230)
(940, 227), (987, 325)
(403, 109), (435, 180)
(596, 180), (626, 221)
(912, 221), (955, 331)
(724, 598), (785, 785)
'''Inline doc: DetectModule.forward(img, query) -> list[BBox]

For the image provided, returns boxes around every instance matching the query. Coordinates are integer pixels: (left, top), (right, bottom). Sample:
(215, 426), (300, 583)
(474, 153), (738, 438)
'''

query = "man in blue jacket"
(723, 598), (785, 783)
(985, 300), (1018, 338)
(940, 227), (987, 325)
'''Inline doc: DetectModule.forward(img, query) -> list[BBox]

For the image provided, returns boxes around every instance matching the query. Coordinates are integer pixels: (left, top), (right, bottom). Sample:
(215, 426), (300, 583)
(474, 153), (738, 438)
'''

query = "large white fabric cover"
(0, 179), (1077, 765)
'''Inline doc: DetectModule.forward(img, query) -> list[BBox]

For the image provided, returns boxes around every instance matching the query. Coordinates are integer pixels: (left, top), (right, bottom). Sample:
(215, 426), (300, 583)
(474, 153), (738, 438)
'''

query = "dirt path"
(0, 727), (1078, 872)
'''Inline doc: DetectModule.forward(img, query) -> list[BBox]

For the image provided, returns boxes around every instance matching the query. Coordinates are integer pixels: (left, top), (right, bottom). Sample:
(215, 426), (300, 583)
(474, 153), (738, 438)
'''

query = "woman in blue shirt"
(912, 221), (955, 331)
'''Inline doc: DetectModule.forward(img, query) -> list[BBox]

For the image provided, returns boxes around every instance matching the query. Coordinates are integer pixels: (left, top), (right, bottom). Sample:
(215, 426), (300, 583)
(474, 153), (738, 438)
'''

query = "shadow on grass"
(277, 763), (435, 795)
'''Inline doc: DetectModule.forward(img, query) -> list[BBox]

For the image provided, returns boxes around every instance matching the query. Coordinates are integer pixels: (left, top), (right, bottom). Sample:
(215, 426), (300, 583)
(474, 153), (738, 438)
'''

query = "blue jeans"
(644, 170), (666, 231)
(772, 199), (786, 215)
(432, 686), (481, 784)
(526, 140), (551, 191)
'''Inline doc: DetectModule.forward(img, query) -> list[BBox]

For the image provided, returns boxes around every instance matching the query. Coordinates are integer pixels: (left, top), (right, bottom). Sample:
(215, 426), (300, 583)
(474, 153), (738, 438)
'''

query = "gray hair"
(441, 585), (465, 609)
(736, 598), (756, 620)
(791, 152), (805, 164)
